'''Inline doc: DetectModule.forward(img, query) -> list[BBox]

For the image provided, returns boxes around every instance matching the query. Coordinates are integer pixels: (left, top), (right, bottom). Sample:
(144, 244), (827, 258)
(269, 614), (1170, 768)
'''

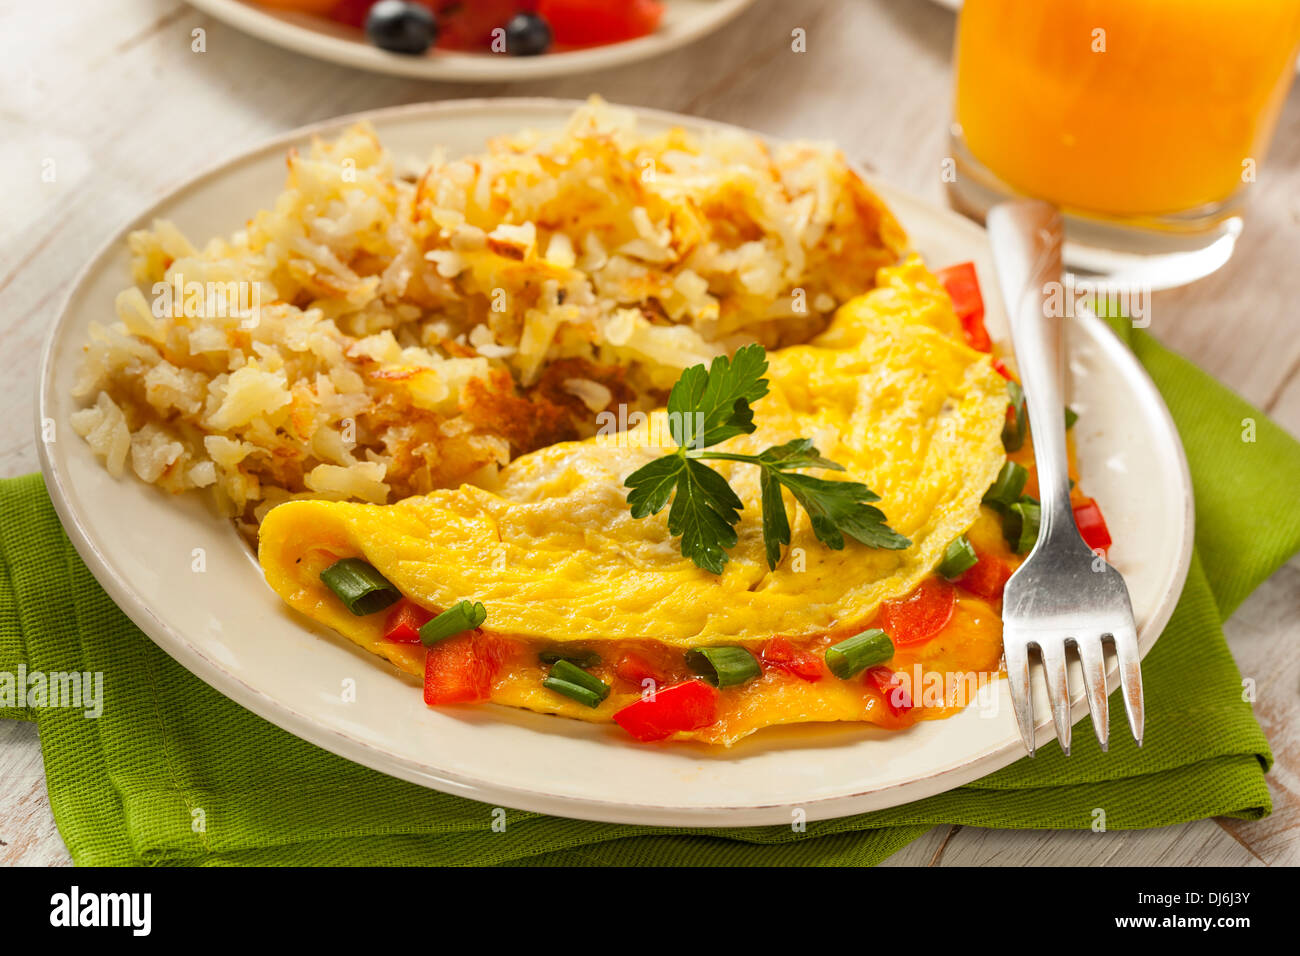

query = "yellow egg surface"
(258, 256), (1017, 745)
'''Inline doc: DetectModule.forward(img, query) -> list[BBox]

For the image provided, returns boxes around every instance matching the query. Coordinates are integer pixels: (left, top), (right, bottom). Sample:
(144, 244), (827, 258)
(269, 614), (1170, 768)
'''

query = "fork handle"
(986, 201), (1075, 542)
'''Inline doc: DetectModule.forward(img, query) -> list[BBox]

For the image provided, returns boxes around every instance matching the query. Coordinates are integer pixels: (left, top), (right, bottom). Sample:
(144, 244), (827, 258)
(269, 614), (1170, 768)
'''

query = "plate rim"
(35, 97), (1195, 826)
(184, 0), (760, 82)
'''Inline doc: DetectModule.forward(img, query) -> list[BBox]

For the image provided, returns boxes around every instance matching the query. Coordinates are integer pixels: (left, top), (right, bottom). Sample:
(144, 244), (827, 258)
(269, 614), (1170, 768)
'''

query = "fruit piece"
(432, 0), (518, 50)
(537, 0), (663, 48)
(328, 0), (380, 28)
(504, 12), (552, 55)
(366, 0), (437, 55)
(257, 0), (340, 13)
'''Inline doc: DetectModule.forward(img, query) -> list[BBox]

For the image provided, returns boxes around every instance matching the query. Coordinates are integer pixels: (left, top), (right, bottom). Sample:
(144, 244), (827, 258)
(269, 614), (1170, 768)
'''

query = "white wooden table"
(2, 0), (1297, 867)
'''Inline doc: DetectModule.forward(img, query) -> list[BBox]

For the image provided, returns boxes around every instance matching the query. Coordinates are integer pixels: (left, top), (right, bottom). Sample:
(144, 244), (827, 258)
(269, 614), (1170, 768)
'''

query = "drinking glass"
(950, 0), (1300, 288)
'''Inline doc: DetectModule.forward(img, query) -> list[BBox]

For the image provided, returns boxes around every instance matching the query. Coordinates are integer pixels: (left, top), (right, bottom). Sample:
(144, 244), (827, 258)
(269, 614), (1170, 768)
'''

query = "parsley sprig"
(625, 344), (910, 574)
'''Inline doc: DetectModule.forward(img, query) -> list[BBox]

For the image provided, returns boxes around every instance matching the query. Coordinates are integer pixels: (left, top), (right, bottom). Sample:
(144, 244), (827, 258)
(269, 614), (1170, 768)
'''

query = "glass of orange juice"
(951, 0), (1300, 287)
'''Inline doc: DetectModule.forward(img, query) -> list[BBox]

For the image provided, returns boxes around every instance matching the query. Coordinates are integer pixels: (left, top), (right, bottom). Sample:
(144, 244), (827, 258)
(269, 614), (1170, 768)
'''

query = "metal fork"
(986, 200), (1143, 756)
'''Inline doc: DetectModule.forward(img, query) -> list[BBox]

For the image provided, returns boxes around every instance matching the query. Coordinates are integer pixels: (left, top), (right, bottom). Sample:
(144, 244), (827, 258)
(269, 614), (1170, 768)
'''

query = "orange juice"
(954, 0), (1300, 218)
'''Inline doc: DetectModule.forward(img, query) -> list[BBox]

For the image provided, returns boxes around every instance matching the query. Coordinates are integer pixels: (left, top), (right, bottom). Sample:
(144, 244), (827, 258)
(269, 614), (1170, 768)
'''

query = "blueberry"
(365, 1), (437, 55)
(504, 12), (551, 57)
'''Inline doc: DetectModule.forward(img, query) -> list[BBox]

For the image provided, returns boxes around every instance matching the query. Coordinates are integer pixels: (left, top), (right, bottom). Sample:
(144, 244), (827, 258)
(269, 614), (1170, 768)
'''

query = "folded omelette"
(259, 258), (1016, 745)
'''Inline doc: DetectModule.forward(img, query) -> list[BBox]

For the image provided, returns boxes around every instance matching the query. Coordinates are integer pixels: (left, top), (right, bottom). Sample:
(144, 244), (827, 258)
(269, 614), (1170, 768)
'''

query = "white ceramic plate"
(38, 100), (1193, 826)
(186, 0), (758, 82)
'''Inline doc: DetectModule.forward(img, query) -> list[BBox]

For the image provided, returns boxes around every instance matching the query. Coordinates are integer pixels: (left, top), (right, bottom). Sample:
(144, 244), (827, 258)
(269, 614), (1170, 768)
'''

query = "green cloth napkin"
(2, 315), (1295, 866)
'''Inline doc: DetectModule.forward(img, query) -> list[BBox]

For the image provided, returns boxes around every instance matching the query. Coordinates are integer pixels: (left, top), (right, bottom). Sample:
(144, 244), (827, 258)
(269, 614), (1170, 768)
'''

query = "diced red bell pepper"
(383, 599), (433, 644)
(423, 632), (514, 706)
(991, 357), (1014, 380)
(760, 637), (824, 682)
(956, 548), (1012, 601)
(615, 651), (667, 688)
(866, 666), (914, 717)
(538, 0), (664, 47)
(936, 261), (991, 352)
(612, 680), (718, 742)
(875, 578), (956, 647)
(1072, 499), (1113, 553)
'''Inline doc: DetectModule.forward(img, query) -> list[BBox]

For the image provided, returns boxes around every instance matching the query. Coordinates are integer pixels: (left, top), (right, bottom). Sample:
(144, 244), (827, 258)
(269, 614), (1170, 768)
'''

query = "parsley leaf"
(755, 437), (844, 472)
(624, 346), (911, 573)
(667, 459), (743, 575)
(626, 454), (685, 519)
(758, 466), (792, 570)
(626, 452), (743, 574)
(771, 472), (910, 552)
(666, 343), (769, 449)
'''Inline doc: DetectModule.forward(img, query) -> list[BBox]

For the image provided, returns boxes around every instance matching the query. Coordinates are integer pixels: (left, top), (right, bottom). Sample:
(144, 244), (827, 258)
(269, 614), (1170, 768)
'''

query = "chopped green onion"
(1064, 406), (1079, 430)
(1003, 380), (1027, 451)
(686, 646), (761, 688)
(319, 558), (401, 616)
(542, 678), (605, 709)
(825, 629), (894, 680)
(539, 649), (601, 668)
(418, 600), (487, 646)
(937, 535), (978, 580)
(983, 461), (1028, 509)
(1003, 498), (1041, 554)
(548, 659), (610, 702)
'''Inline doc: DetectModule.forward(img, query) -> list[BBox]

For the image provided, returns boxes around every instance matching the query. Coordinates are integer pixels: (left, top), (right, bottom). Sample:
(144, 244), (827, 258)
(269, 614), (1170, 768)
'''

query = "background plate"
(37, 100), (1193, 826)
(186, 0), (759, 82)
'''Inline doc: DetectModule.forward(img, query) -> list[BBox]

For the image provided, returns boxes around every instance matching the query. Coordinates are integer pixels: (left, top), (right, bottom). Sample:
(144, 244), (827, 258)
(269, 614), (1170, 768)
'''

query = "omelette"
(256, 254), (1099, 746)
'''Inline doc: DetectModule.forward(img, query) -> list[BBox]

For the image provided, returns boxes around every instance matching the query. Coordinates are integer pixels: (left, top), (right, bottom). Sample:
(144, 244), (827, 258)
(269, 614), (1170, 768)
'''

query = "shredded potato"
(72, 98), (905, 530)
